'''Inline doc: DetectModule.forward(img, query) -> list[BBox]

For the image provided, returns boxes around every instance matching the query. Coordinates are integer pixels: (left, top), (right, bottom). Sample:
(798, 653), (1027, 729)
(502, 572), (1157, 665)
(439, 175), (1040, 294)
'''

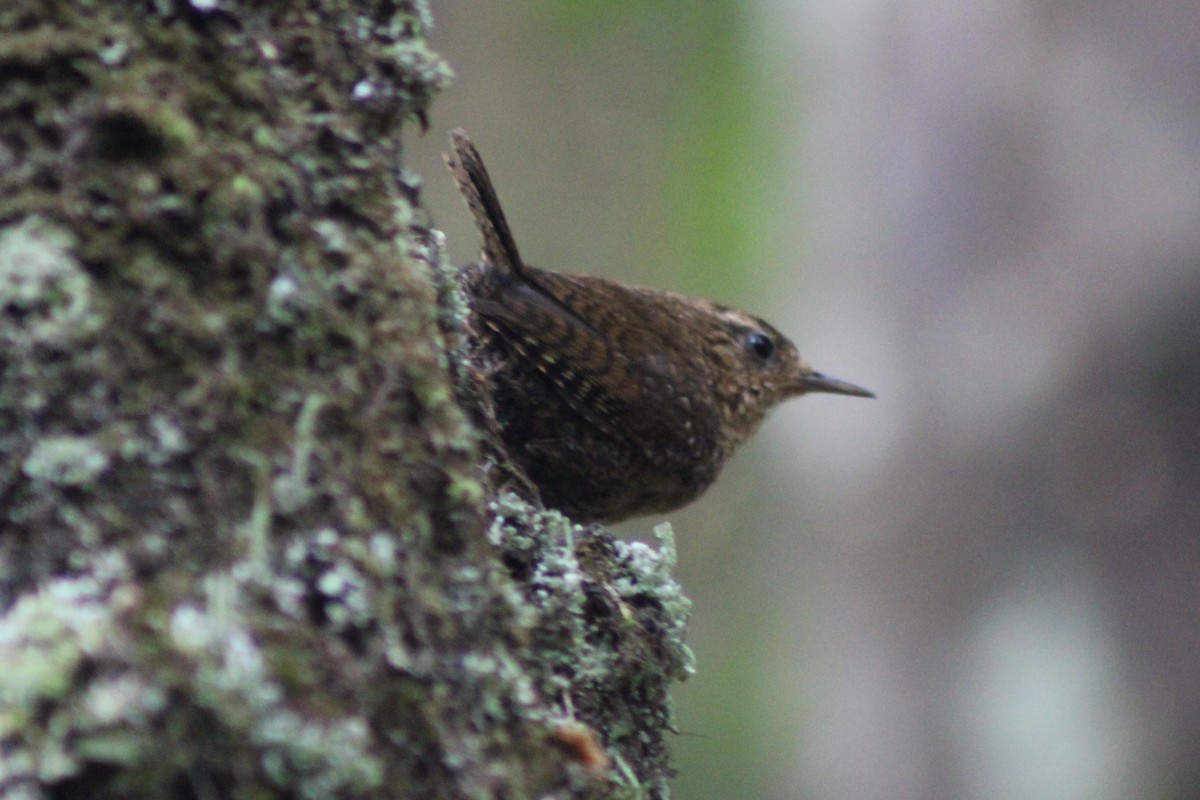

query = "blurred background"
(408, 2), (1200, 799)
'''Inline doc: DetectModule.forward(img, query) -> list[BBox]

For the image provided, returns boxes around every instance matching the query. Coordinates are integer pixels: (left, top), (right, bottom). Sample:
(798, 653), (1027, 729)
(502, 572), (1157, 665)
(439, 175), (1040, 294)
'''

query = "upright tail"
(444, 129), (525, 276)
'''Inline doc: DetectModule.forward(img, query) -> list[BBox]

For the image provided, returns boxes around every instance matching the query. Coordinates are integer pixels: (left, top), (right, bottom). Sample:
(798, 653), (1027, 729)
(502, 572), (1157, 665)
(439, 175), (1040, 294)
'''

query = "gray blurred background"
(409, 3), (1200, 799)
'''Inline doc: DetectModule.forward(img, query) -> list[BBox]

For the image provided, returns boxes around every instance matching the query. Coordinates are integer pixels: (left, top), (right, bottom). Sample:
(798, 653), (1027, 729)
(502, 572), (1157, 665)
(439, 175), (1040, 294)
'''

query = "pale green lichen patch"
(0, 217), (102, 347)
(169, 589), (386, 798)
(0, 574), (155, 788)
(21, 436), (112, 487)
(487, 494), (694, 798)
(612, 524), (696, 677)
(0, 570), (389, 797)
(277, 526), (376, 634)
(0, 578), (116, 720)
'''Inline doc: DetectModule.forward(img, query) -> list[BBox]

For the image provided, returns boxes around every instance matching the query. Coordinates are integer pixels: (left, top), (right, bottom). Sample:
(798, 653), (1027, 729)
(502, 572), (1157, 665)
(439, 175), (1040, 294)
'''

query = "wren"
(445, 129), (873, 524)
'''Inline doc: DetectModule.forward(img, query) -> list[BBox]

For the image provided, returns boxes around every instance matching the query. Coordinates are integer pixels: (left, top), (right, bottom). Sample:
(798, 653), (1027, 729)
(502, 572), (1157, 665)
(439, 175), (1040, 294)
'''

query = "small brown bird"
(445, 129), (872, 524)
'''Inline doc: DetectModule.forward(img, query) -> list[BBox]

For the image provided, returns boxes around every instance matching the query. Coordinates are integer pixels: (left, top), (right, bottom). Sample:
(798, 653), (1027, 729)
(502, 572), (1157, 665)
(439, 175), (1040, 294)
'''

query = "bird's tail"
(445, 128), (526, 276)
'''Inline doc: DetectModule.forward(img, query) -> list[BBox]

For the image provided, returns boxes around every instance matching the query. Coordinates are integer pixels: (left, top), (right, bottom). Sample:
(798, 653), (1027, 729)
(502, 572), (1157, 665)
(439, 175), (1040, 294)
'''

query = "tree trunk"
(0, 3), (692, 798)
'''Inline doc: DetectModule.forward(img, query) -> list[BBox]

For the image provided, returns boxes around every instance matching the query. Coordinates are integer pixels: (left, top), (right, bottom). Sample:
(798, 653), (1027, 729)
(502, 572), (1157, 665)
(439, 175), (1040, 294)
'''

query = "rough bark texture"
(0, 3), (692, 799)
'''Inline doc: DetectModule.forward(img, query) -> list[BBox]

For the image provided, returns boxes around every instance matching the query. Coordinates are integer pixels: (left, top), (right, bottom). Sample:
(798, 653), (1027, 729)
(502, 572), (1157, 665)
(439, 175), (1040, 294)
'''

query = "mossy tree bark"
(0, 3), (691, 800)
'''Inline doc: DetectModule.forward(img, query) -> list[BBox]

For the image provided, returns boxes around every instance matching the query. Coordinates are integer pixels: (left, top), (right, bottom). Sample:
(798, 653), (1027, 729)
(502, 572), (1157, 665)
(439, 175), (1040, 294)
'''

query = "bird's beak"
(796, 371), (875, 398)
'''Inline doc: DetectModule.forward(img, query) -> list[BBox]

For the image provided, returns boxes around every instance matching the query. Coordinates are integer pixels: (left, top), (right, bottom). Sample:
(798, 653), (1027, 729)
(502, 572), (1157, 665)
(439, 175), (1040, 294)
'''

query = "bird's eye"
(745, 331), (775, 361)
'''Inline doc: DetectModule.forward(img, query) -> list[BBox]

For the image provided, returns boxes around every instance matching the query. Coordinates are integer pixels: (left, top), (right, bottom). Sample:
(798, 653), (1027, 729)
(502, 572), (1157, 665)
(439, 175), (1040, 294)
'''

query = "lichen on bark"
(0, 3), (692, 799)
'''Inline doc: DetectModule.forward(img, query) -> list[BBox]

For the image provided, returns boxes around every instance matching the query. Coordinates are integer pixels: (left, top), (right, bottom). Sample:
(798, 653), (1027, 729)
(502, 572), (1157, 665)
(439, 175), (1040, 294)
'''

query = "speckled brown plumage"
(445, 129), (873, 523)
